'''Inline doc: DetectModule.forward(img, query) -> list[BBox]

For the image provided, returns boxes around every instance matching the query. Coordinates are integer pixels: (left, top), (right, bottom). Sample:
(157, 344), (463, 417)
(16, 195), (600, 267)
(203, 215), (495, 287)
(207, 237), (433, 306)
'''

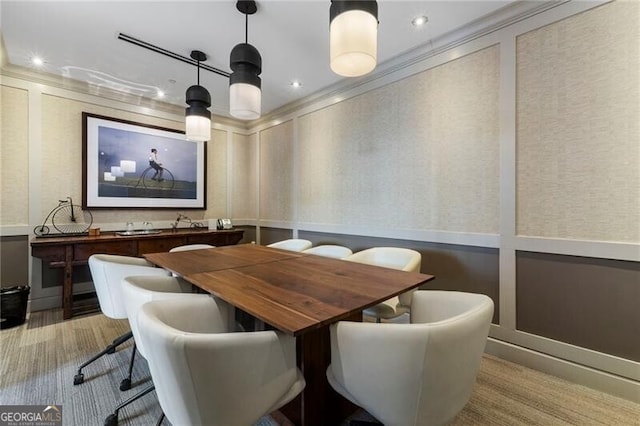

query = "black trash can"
(1, 285), (30, 329)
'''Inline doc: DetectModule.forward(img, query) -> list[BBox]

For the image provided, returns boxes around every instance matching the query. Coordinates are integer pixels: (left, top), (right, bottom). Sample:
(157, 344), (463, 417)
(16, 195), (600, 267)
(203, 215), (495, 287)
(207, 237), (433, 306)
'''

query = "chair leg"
(119, 343), (137, 391)
(103, 384), (155, 426)
(74, 331), (133, 385)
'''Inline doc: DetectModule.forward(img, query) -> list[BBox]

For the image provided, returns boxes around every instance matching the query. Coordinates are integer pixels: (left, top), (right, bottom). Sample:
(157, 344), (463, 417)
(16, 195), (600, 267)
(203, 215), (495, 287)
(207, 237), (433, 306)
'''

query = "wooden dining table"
(144, 243), (435, 426)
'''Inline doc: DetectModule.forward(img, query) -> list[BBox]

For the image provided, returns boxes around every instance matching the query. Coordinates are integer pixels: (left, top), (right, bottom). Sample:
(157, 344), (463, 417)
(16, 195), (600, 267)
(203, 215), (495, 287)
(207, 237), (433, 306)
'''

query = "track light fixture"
(185, 50), (211, 142)
(329, 0), (379, 77)
(229, 0), (262, 120)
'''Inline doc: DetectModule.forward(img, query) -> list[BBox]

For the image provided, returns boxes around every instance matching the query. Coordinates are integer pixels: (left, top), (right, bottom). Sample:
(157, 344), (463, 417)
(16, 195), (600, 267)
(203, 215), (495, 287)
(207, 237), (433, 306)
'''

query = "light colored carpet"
(0, 309), (278, 425)
(1, 309), (639, 425)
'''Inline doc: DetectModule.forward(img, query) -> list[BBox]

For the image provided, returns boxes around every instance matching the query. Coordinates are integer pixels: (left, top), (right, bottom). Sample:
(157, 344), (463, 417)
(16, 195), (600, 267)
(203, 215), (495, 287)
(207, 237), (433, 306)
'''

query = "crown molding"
(0, 61), (249, 129)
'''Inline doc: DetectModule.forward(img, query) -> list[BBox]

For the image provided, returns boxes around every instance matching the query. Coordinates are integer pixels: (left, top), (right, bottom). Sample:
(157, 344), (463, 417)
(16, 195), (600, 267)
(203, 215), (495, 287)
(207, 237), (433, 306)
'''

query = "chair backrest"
(169, 244), (215, 252)
(137, 297), (305, 426)
(267, 239), (312, 252)
(345, 247), (422, 306)
(121, 275), (193, 358)
(88, 254), (169, 320)
(327, 290), (493, 426)
(303, 245), (353, 259)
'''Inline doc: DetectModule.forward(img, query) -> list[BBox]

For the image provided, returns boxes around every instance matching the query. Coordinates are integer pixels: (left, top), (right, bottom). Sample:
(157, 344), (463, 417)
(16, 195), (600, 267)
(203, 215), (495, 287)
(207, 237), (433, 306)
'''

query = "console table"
(30, 228), (244, 319)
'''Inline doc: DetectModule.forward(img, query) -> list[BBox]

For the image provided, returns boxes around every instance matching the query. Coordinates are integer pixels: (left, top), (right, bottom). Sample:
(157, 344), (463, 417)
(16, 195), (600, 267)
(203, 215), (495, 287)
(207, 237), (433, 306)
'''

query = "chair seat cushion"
(363, 297), (409, 320)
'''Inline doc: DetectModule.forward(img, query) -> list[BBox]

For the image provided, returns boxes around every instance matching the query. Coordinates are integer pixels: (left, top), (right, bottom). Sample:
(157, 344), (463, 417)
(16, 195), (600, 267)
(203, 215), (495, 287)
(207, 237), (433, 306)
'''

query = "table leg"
(62, 245), (73, 320)
(281, 313), (361, 426)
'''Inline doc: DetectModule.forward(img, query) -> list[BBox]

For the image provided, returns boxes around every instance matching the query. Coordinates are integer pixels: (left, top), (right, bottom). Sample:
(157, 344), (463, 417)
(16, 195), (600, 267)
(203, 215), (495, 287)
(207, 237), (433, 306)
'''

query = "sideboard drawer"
(137, 237), (185, 255)
(75, 241), (137, 261)
(186, 232), (243, 247)
(31, 245), (66, 263)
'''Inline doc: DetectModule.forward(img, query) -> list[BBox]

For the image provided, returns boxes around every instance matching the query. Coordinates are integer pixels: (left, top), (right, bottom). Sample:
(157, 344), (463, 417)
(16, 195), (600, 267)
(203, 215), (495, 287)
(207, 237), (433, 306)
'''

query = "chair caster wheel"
(73, 373), (84, 385)
(104, 413), (118, 426)
(119, 378), (131, 391)
(107, 347), (116, 354)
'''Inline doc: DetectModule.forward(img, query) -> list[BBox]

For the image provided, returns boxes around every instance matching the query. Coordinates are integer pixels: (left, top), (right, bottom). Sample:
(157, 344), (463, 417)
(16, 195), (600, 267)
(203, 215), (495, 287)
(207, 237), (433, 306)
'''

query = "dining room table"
(143, 243), (435, 426)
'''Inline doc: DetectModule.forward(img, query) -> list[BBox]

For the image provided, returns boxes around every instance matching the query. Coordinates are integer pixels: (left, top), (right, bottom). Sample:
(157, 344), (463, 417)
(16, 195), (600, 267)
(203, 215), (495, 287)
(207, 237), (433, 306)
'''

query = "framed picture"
(82, 112), (206, 209)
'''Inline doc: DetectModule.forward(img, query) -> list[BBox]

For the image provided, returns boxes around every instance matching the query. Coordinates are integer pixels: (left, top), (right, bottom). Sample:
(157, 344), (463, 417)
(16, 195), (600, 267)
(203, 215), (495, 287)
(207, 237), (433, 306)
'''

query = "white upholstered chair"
(326, 290), (494, 426)
(303, 244), (353, 259)
(137, 296), (306, 426)
(74, 254), (169, 386)
(267, 238), (312, 252)
(169, 243), (215, 252)
(344, 247), (422, 322)
(102, 275), (201, 426)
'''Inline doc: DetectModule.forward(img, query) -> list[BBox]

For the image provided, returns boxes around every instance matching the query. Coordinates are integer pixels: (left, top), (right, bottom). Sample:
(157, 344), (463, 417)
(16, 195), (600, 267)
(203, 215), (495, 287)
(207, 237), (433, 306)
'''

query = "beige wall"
(230, 132), (257, 220)
(0, 90), (235, 229)
(516, 1), (640, 242)
(297, 45), (500, 233)
(37, 95), (230, 224)
(0, 86), (29, 226)
(260, 120), (295, 222)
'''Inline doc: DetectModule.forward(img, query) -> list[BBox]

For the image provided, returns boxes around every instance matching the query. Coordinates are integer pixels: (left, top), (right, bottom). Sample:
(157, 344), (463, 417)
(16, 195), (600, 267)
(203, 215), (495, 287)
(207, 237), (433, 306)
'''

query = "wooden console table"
(30, 228), (244, 319)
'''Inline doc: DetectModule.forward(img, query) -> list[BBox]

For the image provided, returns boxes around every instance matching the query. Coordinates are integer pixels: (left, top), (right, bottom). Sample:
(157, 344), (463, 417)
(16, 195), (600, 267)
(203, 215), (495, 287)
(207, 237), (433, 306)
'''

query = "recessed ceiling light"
(157, 90), (165, 98)
(290, 80), (302, 88)
(411, 15), (428, 27)
(31, 56), (44, 66)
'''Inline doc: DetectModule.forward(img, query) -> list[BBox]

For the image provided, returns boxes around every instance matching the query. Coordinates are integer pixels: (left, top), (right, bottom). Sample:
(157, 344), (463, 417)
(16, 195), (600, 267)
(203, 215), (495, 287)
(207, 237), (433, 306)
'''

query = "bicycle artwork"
(132, 166), (176, 190)
(84, 113), (206, 209)
(34, 197), (93, 236)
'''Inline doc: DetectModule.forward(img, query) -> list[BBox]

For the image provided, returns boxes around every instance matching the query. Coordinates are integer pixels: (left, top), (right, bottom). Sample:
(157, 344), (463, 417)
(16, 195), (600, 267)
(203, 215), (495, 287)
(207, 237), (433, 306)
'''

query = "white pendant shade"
(330, 9), (377, 77)
(185, 115), (211, 142)
(230, 82), (261, 120)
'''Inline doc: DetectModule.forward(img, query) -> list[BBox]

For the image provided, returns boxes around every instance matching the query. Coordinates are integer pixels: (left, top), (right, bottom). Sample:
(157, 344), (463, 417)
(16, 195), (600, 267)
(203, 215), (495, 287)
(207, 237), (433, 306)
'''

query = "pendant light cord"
(245, 13), (248, 43)
(197, 60), (201, 85)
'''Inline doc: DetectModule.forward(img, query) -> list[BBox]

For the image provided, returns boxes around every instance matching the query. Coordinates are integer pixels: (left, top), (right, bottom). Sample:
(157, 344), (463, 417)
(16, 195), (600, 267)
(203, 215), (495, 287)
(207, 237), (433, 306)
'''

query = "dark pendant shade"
(230, 1), (262, 120)
(185, 50), (212, 142)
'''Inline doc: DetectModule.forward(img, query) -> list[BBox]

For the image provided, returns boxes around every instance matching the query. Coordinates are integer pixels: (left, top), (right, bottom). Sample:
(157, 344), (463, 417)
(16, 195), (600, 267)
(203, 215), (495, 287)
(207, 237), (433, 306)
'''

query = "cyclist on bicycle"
(148, 148), (164, 181)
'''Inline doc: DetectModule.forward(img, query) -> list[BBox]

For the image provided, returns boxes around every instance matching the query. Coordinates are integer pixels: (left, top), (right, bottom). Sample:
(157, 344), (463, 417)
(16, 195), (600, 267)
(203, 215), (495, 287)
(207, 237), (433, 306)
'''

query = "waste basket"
(1, 285), (30, 329)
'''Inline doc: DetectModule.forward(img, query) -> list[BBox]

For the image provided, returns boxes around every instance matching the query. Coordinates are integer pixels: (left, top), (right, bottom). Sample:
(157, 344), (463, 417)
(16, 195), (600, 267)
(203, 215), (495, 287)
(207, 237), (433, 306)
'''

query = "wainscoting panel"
(260, 227), (294, 246)
(516, 251), (640, 362)
(0, 236), (29, 287)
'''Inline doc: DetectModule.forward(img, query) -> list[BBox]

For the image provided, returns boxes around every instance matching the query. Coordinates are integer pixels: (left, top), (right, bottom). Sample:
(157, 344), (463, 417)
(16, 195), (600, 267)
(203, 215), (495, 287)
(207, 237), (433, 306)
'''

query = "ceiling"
(1, 1), (520, 120)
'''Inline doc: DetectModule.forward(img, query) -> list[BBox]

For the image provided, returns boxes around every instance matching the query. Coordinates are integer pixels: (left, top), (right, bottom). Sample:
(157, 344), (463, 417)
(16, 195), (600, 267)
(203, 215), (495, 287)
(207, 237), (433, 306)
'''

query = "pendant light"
(329, 0), (378, 77)
(185, 50), (211, 142)
(229, 0), (262, 120)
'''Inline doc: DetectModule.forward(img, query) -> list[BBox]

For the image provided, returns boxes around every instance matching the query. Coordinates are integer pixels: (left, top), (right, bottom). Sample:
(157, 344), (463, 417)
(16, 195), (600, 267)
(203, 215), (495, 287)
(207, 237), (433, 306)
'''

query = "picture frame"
(82, 113), (206, 209)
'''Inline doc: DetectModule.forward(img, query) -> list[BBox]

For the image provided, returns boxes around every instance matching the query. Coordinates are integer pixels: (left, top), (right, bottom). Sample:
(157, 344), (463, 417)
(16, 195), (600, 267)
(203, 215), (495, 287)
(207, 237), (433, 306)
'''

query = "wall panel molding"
(486, 337), (640, 403)
(490, 326), (640, 383)
(516, 236), (639, 262)
(296, 222), (499, 248)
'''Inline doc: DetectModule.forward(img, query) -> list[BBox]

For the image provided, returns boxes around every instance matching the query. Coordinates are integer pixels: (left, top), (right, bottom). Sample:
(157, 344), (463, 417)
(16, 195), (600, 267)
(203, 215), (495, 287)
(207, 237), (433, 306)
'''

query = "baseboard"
(28, 289), (96, 313)
(485, 337), (640, 404)
(28, 295), (61, 312)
